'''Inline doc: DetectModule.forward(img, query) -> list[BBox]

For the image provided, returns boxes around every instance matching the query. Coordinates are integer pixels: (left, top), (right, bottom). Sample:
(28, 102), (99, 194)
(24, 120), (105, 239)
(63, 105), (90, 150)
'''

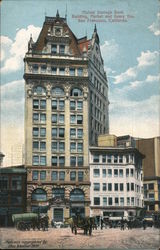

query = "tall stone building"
(24, 11), (109, 222)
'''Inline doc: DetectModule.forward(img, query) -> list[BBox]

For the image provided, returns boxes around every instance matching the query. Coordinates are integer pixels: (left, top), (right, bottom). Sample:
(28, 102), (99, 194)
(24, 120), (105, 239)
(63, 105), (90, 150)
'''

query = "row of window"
(33, 86), (83, 97)
(32, 155), (84, 166)
(33, 141), (83, 153)
(33, 99), (83, 111)
(92, 154), (134, 164)
(93, 168), (137, 178)
(32, 64), (84, 77)
(0, 193), (23, 205)
(33, 113), (83, 125)
(32, 170), (84, 182)
(93, 196), (139, 206)
(0, 176), (22, 190)
(33, 127), (83, 139)
(93, 182), (141, 192)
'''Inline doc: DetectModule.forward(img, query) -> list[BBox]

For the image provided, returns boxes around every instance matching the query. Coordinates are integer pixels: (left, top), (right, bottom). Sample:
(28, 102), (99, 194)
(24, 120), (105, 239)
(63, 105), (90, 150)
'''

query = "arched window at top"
(31, 188), (47, 201)
(52, 87), (64, 96)
(33, 86), (46, 95)
(70, 88), (82, 97)
(70, 188), (84, 201)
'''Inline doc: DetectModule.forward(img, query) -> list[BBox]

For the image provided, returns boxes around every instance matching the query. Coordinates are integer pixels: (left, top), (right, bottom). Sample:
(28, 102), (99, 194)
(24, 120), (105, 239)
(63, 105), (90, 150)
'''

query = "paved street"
(0, 227), (160, 249)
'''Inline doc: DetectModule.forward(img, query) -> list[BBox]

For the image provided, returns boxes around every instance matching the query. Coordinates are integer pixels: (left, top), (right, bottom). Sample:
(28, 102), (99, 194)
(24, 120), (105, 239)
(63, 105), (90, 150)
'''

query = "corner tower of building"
(24, 12), (109, 221)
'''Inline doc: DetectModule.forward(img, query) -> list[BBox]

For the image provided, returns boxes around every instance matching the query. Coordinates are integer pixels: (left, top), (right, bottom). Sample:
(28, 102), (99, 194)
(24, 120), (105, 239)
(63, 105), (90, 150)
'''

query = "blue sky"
(0, 0), (160, 166)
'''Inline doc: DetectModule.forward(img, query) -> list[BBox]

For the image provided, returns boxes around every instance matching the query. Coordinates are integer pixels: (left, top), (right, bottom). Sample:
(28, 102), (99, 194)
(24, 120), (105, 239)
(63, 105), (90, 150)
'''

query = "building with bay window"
(24, 11), (109, 222)
(89, 135), (144, 221)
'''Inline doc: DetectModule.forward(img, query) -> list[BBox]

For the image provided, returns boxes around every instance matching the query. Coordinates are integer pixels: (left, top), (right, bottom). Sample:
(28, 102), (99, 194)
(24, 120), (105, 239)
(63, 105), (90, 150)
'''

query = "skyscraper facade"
(24, 12), (109, 222)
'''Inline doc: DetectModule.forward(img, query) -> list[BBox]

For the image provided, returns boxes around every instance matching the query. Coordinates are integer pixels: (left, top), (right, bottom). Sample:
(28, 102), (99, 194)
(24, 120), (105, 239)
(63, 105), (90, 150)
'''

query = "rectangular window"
(52, 114), (57, 123)
(40, 171), (46, 180)
(33, 64), (38, 73)
(59, 100), (64, 110)
(119, 155), (123, 163)
(102, 169), (106, 177)
(77, 115), (83, 124)
(59, 128), (65, 138)
(70, 142), (76, 152)
(78, 171), (83, 181)
(59, 171), (65, 181)
(149, 183), (154, 190)
(94, 183), (100, 191)
(127, 197), (130, 206)
(70, 156), (76, 166)
(52, 156), (57, 166)
(40, 141), (46, 151)
(77, 101), (83, 110)
(119, 169), (123, 177)
(70, 115), (76, 124)
(130, 169), (134, 177)
(59, 157), (65, 166)
(107, 155), (112, 163)
(11, 176), (22, 190)
(77, 129), (83, 138)
(77, 143), (83, 152)
(59, 114), (64, 124)
(108, 169), (112, 177)
(52, 171), (58, 181)
(52, 142), (57, 152)
(131, 197), (134, 206)
(70, 128), (76, 138)
(70, 101), (76, 110)
(52, 100), (57, 110)
(115, 197), (119, 205)
(70, 171), (76, 181)
(59, 142), (65, 152)
(33, 99), (39, 109)
(120, 197), (124, 206)
(126, 155), (129, 163)
(51, 67), (57, 74)
(33, 113), (39, 122)
(127, 183), (130, 191)
(33, 127), (39, 137)
(40, 114), (46, 123)
(108, 197), (112, 205)
(93, 155), (99, 163)
(32, 171), (38, 180)
(94, 197), (100, 205)
(114, 183), (118, 191)
(103, 197), (107, 206)
(114, 169), (118, 177)
(40, 128), (46, 137)
(131, 183), (134, 191)
(33, 156), (39, 165)
(33, 141), (39, 150)
(77, 68), (83, 76)
(77, 156), (83, 166)
(93, 169), (100, 177)
(114, 155), (118, 163)
(120, 183), (124, 191)
(102, 155), (106, 163)
(126, 169), (129, 177)
(108, 183), (112, 191)
(69, 68), (75, 76)
(103, 183), (107, 191)
(52, 128), (57, 137)
(51, 44), (57, 54)
(59, 45), (65, 54)
(59, 67), (65, 75)
(40, 156), (46, 166)
(41, 65), (47, 73)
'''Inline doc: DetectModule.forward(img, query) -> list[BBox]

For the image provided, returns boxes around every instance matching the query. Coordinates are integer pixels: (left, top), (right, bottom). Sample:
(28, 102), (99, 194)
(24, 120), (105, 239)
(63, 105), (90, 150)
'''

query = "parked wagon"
(12, 213), (49, 231)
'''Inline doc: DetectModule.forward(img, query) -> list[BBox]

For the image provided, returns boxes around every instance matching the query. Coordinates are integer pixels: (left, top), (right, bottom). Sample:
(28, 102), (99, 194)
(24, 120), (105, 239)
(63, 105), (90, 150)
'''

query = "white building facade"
(89, 146), (144, 220)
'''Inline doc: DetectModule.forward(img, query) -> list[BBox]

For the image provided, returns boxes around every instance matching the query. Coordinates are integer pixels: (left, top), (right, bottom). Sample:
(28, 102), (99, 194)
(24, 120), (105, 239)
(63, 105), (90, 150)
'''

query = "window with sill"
(108, 169), (112, 177)
(119, 169), (123, 177)
(77, 68), (83, 76)
(40, 171), (46, 180)
(69, 68), (75, 76)
(59, 171), (65, 180)
(115, 197), (119, 205)
(103, 197), (107, 206)
(78, 171), (83, 182)
(70, 156), (76, 166)
(52, 171), (58, 181)
(94, 197), (100, 205)
(108, 197), (112, 205)
(59, 68), (65, 75)
(70, 171), (76, 181)
(103, 183), (107, 191)
(32, 64), (38, 73)
(78, 156), (83, 166)
(51, 44), (57, 54)
(59, 45), (65, 54)
(93, 155), (99, 163)
(120, 183), (124, 191)
(114, 169), (118, 177)
(32, 171), (38, 180)
(94, 183), (100, 191)
(102, 169), (106, 177)
(51, 67), (57, 75)
(11, 176), (22, 190)
(108, 183), (112, 191)
(114, 183), (118, 191)
(93, 169), (100, 177)
(41, 65), (47, 73)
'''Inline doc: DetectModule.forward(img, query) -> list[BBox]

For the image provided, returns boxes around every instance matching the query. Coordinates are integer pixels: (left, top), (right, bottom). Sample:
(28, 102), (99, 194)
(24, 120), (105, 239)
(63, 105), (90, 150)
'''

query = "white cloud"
(100, 39), (119, 62)
(114, 50), (159, 84)
(146, 74), (160, 82)
(137, 50), (159, 67)
(148, 12), (160, 36)
(1, 25), (41, 74)
(0, 36), (12, 62)
(110, 95), (160, 138)
(114, 67), (137, 84)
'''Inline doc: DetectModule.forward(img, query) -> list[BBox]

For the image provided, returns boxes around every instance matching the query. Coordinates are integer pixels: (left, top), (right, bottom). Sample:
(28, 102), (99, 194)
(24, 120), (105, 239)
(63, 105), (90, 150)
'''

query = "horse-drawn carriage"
(12, 213), (49, 231)
(65, 215), (97, 235)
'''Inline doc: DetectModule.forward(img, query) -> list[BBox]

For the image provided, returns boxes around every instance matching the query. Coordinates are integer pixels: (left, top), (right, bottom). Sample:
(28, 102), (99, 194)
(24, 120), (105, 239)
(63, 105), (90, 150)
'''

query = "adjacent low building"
(89, 134), (144, 221)
(0, 166), (26, 227)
